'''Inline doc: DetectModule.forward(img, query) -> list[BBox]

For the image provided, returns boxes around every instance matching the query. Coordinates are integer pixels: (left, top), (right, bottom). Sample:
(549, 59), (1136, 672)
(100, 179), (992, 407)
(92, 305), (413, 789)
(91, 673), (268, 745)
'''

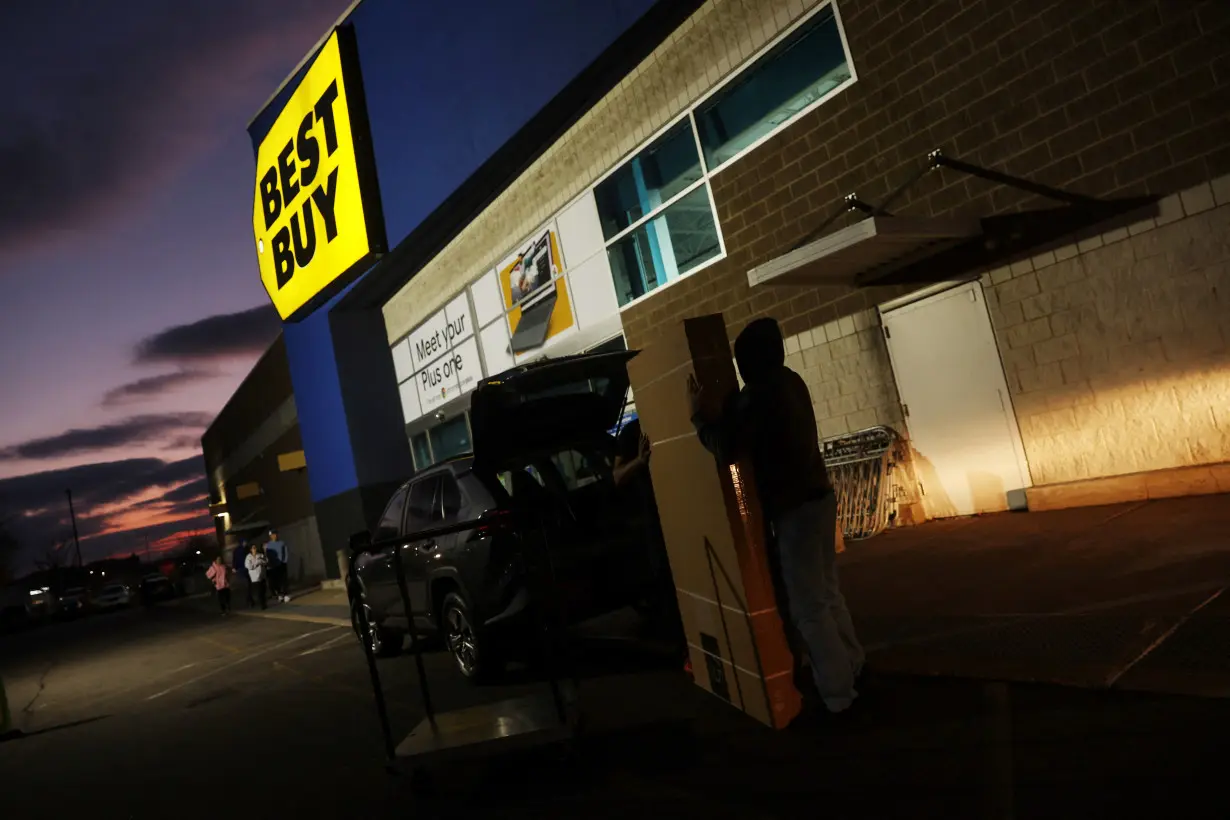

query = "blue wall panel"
(250, 0), (662, 504)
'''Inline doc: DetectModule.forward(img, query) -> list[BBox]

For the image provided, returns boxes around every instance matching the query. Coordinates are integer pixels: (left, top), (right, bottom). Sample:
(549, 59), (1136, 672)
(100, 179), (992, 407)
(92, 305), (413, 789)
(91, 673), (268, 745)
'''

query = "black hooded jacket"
(690, 318), (832, 521)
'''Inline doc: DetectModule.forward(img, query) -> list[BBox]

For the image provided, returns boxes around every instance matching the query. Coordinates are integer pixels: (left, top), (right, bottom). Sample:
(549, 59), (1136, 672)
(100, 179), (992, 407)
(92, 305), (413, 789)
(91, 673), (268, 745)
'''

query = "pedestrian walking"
(205, 556), (231, 615)
(265, 529), (291, 603)
(244, 544), (268, 610)
(234, 539), (254, 608)
(688, 317), (864, 723)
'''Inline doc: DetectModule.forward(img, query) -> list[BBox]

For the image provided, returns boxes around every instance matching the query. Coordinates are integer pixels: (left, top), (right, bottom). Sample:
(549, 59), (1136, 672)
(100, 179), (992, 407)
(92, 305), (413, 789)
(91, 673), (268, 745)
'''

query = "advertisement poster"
(498, 226), (574, 355)
(394, 293), (483, 423)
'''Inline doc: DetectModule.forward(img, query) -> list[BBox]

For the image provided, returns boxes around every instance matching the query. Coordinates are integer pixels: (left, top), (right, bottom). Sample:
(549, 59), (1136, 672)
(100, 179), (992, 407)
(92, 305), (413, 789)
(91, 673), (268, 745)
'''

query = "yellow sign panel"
(498, 229), (574, 349)
(253, 27), (384, 321)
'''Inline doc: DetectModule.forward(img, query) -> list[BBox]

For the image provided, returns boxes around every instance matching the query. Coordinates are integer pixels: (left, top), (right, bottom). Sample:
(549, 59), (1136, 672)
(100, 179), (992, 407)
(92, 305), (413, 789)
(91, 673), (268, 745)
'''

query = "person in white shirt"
(244, 544), (268, 610)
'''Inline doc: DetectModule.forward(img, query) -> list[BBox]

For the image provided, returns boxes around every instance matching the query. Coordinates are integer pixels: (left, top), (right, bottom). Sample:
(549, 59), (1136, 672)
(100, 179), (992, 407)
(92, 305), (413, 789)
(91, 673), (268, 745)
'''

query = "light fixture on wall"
(435, 411), (446, 422)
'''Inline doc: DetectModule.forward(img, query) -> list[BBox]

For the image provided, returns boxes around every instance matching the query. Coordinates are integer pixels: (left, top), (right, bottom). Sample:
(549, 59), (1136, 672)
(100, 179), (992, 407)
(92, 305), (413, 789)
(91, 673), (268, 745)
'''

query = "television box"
(627, 314), (801, 729)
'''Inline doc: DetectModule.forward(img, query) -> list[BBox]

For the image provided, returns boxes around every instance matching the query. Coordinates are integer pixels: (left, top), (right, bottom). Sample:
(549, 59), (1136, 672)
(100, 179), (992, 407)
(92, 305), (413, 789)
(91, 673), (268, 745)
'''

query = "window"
(550, 449), (607, 491)
(598, 123), (722, 308)
(410, 432), (432, 471)
(406, 478), (440, 534)
(592, 2), (853, 308)
(695, 6), (852, 171)
(375, 487), (408, 541)
(429, 414), (472, 462)
(440, 475), (462, 519)
(607, 186), (721, 305)
(595, 121), (704, 241)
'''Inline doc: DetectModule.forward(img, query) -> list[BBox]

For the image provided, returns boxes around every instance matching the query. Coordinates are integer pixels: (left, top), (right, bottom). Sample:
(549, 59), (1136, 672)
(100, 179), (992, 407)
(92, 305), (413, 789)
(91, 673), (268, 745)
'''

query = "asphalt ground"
(2, 598), (1229, 819)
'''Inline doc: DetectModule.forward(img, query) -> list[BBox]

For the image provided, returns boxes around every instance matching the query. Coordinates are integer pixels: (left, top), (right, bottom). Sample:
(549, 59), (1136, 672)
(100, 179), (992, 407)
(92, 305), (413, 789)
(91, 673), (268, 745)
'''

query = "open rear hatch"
(469, 350), (638, 467)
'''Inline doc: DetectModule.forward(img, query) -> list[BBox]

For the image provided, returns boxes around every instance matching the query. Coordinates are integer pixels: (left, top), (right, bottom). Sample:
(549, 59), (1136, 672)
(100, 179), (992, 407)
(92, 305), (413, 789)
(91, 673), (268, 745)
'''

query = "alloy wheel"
(445, 604), (478, 677)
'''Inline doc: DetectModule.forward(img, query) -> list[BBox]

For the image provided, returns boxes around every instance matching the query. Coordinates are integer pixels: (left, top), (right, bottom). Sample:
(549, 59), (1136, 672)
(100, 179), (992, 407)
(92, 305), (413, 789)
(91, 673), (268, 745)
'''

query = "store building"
(252, 0), (1230, 547)
(202, 335), (326, 581)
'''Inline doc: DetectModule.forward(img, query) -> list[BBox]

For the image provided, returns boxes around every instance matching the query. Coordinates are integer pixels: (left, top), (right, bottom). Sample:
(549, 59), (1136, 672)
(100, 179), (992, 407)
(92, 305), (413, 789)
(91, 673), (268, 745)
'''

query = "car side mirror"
(349, 530), (373, 554)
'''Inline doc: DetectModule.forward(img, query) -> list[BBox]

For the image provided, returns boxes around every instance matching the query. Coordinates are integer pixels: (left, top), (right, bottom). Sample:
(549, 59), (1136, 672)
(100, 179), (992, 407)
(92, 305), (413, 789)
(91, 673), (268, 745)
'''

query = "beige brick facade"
(382, 0), (819, 343)
(769, 176), (1230, 494)
(782, 310), (902, 440)
(983, 181), (1230, 486)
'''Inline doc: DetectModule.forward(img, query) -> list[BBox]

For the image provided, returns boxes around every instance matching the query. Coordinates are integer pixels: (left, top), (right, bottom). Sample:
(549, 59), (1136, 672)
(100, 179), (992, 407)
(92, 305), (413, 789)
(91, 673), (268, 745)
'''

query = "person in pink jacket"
(205, 556), (231, 616)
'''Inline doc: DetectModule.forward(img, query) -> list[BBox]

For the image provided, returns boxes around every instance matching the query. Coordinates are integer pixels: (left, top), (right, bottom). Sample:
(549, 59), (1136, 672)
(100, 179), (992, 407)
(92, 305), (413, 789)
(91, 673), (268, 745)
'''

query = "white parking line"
(1105, 586), (1226, 688)
(295, 633), (354, 657)
(146, 626), (340, 701)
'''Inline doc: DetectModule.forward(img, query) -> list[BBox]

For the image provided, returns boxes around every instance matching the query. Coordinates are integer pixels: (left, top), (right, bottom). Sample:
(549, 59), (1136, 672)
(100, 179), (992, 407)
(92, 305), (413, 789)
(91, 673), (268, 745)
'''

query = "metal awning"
(747, 215), (981, 288)
(746, 150), (1160, 290)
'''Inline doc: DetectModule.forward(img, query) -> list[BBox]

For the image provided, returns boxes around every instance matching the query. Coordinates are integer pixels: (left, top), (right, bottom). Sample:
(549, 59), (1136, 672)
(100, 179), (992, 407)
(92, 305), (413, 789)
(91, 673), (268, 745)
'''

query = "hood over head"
(734, 318), (785, 386)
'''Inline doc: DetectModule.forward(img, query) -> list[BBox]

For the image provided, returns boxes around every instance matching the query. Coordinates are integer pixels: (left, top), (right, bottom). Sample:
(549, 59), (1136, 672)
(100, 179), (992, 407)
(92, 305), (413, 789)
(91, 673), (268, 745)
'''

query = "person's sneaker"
(283, 596), (290, 603)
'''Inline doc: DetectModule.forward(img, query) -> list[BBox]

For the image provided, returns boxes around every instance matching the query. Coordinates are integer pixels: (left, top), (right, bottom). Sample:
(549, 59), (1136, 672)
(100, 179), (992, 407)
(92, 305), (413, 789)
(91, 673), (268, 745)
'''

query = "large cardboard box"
(627, 315), (801, 729)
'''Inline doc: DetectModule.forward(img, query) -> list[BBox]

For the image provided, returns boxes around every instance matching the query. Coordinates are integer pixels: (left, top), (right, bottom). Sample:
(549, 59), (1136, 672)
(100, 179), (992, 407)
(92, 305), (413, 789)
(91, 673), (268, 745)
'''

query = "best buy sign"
(253, 27), (385, 321)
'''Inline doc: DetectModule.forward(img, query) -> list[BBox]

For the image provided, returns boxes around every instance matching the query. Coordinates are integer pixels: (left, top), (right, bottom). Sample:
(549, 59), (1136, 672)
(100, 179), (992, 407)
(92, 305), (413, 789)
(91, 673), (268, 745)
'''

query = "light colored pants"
(775, 493), (864, 713)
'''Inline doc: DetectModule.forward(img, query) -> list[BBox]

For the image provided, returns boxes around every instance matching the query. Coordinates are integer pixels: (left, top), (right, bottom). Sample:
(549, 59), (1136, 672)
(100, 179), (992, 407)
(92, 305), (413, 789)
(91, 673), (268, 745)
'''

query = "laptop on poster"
(510, 232), (559, 354)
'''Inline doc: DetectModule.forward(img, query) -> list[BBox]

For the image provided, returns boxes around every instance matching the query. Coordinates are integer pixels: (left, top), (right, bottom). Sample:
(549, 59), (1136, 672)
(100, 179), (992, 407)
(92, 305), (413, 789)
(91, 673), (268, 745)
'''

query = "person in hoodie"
(205, 556), (231, 616)
(687, 317), (864, 720)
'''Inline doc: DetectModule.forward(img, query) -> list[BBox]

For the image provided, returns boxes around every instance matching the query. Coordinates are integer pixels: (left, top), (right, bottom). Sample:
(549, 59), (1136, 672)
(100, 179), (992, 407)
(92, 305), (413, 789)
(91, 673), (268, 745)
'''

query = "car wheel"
(352, 600), (399, 658)
(441, 592), (500, 683)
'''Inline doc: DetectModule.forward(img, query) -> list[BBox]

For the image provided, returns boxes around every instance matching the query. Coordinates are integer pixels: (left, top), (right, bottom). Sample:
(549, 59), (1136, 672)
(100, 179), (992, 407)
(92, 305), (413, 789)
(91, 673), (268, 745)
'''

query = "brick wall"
(384, 0), (816, 342)
(983, 180), (1230, 484)
(782, 310), (902, 439)
(621, 0), (1230, 349)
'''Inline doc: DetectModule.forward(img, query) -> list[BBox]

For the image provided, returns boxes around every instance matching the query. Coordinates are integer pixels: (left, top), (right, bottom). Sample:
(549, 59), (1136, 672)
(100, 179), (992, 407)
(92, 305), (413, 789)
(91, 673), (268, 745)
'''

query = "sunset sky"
(0, 0), (352, 574)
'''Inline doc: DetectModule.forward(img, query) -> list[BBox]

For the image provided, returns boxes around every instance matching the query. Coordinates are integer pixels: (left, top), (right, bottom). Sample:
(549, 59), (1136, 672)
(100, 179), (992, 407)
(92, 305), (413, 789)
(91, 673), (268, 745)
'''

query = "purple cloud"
(0, 0), (350, 260)
(134, 305), (281, 364)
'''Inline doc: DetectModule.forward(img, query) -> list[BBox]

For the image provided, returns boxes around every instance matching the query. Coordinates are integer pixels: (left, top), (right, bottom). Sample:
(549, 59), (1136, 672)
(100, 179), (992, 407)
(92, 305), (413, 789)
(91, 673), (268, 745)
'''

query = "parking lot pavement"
(2, 600), (1230, 818)
(840, 495), (1230, 695)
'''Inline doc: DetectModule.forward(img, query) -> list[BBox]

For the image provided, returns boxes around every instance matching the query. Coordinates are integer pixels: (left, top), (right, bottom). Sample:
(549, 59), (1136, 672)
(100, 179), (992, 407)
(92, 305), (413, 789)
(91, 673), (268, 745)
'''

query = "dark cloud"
(0, 414), (212, 462)
(101, 369), (217, 407)
(0, 456), (209, 572)
(0, 0), (350, 259)
(162, 477), (209, 505)
(135, 305), (281, 364)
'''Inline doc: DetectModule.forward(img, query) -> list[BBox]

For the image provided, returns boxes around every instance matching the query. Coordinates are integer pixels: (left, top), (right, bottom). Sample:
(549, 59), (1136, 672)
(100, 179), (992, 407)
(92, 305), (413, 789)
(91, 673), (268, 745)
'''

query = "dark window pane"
(607, 186), (721, 306)
(594, 120), (703, 241)
(440, 476), (462, 519)
(696, 7), (851, 170)
(410, 432), (432, 470)
(429, 415), (471, 462)
(375, 487), (408, 541)
(406, 478), (439, 533)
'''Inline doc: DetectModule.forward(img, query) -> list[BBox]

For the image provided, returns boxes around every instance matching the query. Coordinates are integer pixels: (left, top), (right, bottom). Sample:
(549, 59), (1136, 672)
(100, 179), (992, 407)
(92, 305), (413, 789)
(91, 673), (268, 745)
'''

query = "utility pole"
(65, 489), (83, 568)
(144, 533), (152, 564)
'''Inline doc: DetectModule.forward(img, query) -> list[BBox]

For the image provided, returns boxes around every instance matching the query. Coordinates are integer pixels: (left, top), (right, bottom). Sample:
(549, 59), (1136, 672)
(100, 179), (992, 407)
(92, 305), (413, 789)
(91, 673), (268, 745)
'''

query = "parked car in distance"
(139, 574), (176, 605)
(91, 582), (134, 611)
(349, 350), (663, 682)
(58, 587), (89, 617)
(25, 586), (57, 619)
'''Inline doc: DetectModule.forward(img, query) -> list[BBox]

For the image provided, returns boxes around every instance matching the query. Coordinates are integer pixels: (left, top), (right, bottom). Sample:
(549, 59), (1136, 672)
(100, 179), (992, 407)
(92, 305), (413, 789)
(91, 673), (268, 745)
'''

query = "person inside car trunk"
(687, 317), (864, 721)
(613, 417), (685, 658)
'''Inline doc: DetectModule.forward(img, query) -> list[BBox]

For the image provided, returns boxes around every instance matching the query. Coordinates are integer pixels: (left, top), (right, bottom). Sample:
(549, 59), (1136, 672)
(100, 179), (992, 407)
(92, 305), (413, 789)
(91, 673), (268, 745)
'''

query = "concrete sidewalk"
(841, 493), (1230, 698)
(191, 584), (351, 627)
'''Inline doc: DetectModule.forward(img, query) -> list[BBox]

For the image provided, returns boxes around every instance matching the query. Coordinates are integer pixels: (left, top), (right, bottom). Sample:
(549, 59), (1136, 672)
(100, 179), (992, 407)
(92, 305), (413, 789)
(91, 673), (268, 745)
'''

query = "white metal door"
(880, 282), (1031, 518)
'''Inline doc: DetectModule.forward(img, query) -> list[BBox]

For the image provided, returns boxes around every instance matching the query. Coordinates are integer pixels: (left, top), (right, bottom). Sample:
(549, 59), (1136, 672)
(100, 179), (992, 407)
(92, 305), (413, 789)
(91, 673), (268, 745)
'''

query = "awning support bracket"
(791, 194), (889, 251)
(795, 149), (1113, 254)
(927, 150), (1104, 208)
